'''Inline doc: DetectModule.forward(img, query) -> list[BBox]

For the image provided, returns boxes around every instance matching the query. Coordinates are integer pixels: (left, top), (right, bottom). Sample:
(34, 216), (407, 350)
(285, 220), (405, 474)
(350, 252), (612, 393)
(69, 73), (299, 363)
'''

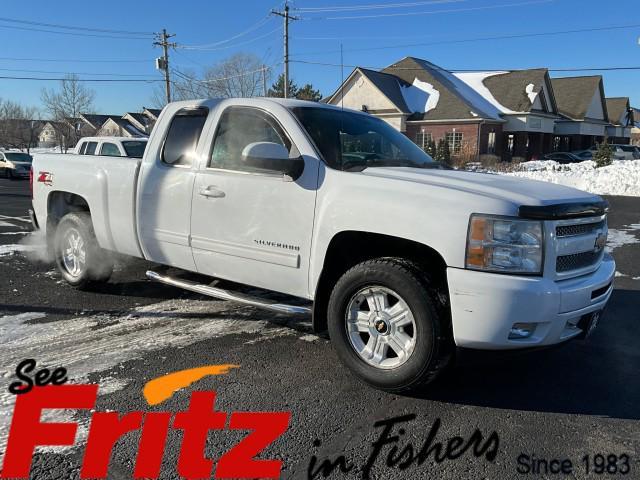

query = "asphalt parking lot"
(1, 176), (638, 479)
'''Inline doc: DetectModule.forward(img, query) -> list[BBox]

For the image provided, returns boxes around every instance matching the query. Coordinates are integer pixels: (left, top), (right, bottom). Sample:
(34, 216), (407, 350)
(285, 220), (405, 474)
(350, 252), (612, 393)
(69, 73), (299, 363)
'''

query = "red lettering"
(80, 412), (143, 478)
(173, 392), (226, 478)
(134, 412), (172, 479)
(1, 385), (97, 479)
(215, 412), (291, 479)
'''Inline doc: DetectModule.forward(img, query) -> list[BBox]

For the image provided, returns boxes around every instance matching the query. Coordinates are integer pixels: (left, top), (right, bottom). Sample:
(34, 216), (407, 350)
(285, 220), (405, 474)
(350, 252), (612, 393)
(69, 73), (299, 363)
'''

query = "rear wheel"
(327, 258), (453, 393)
(54, 212), (113, 288)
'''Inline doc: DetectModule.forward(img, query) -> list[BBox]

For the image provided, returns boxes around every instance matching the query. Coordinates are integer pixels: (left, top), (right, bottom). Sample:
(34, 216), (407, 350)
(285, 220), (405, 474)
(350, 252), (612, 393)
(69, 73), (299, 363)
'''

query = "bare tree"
(164, 53), (269, 104)
(41, 75), (96, 152)
(0, 99), (42, 152)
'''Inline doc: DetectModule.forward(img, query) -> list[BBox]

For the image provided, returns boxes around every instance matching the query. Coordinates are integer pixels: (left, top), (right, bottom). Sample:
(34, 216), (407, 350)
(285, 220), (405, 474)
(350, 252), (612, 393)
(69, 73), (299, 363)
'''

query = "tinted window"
(5, 153), (32, 163)
(162, 107), (208, 167)
(291, 107), (434, 171)
(210, 107), (293, 172)
(85, 142), (98, 155)
(100, 142), (121, 156)
(78, 142), (87, 154)
(122, 140), (147, 158)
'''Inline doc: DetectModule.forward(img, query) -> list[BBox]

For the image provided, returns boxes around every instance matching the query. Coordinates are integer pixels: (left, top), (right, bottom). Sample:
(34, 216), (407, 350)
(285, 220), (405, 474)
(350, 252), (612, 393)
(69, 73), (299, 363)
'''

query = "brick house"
(551, 76), (610, 151)
(327, 56), (559, 161)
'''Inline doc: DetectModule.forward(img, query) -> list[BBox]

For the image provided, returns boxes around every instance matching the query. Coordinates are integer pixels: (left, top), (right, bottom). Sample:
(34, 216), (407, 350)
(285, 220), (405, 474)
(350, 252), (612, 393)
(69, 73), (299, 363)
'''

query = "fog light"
(509, 323), (536, 339)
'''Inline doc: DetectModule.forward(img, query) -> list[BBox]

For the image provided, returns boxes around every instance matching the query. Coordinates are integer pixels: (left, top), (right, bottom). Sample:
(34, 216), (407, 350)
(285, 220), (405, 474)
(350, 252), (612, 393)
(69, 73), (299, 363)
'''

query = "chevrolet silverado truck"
(30, 98), (615, 392)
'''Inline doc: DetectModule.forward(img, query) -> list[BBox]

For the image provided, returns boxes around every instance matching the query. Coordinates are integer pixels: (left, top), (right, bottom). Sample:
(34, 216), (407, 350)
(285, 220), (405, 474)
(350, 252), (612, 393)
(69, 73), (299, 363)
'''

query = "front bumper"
(447, 254), (616, 349)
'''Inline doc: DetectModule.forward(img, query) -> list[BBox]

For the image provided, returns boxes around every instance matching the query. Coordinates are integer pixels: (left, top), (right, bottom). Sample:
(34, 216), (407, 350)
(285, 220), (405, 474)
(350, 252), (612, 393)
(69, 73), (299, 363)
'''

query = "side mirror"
(241, 142), (304, 180)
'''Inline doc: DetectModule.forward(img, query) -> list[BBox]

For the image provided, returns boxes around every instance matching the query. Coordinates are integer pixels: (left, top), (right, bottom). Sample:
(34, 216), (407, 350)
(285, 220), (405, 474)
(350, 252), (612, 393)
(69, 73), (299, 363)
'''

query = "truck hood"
(361, 167), (599, 206)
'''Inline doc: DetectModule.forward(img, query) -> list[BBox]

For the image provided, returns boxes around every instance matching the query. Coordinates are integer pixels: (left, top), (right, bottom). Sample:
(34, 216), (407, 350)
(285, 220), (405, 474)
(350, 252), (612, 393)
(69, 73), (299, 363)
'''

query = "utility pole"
(154, 29), (177, 104)
(261, 65), (268, 97)
(271, 2), (299, 98)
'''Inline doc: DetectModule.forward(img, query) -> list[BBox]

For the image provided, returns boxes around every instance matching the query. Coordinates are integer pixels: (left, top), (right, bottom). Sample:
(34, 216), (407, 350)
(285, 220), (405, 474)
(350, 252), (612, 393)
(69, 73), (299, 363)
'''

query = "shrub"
(593, 141), (613, 168)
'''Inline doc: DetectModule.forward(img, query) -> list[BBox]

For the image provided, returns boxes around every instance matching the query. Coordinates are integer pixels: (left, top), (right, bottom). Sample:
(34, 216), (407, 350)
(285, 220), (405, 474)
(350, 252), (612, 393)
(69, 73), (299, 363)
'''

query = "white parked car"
(0, 151), (33, 179)
(30, 98), (615, 392)
(74, 136), (148, 158)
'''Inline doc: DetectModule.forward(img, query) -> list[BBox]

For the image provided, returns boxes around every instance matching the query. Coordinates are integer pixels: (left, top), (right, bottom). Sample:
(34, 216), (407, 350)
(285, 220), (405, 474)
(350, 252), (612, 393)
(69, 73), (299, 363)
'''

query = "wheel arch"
(46, 191), (92, 251)
(312, 230), (449, 333)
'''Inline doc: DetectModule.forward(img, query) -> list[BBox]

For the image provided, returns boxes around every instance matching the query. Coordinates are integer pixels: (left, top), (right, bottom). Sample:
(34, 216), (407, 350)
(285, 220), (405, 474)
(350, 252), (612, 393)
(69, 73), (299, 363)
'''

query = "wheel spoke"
(351, 311), (370, 332)
(386, 303), (411, 327)
(386, 334), (408, 361)
(363, 334), (387, 364)
(365, 290), (387, 313)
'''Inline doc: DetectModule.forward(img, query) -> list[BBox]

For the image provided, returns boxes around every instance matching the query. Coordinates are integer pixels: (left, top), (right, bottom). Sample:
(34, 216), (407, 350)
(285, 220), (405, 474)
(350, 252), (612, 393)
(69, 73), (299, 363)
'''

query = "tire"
(8, 169), (15, 180)
(54, 212), (113, 289)
(327, 258), (453, 393)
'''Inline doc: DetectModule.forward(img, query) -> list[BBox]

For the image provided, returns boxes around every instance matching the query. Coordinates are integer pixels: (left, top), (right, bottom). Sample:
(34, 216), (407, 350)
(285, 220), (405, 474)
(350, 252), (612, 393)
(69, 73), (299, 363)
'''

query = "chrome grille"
(556, 221), (604, 238)
(556, 251), (601, 272)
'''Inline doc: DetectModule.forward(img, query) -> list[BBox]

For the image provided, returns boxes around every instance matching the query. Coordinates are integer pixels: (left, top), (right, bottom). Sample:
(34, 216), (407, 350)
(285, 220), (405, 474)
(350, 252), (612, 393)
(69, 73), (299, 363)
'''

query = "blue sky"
(1, 0), (639, 115)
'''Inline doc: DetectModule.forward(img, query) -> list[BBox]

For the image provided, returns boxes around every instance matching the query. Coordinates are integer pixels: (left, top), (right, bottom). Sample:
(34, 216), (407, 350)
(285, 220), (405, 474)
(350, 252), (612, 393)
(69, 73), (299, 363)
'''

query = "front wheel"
(327, 258), (453, 393)
(54, 212), (113, 288)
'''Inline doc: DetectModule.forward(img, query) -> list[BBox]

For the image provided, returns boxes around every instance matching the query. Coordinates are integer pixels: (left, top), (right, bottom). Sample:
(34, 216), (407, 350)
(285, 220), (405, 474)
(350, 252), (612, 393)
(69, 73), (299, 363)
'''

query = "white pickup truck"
(30, 98), (615, 392)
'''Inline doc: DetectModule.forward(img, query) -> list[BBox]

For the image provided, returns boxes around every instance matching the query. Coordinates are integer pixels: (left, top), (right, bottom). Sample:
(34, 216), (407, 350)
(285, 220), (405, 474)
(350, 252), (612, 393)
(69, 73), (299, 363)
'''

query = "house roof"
(480, 68), (556, 114)
(81, 114), (121, 129)
(358, 68), (412, 113)
(143, 108), (161, 119)
(105, 117), (146, 136)
(550, 76), (608, 121)
(124, 112), (151, 130)
(383, 57), (504, 121)
(605, 97), (631, 126)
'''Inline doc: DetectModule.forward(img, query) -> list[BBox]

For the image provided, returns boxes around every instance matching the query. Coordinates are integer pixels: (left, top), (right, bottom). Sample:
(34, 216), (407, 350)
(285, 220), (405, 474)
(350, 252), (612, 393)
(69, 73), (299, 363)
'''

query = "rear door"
(137, 106), (209, 270)
(190, 102), (319, 298)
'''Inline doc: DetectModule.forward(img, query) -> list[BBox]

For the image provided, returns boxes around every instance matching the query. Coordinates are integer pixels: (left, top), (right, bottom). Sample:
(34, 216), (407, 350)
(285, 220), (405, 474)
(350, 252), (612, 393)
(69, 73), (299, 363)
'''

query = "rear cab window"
(100, 142), (121, 157)
(85, 142), (98, 155)
(161, 107), (209, 167)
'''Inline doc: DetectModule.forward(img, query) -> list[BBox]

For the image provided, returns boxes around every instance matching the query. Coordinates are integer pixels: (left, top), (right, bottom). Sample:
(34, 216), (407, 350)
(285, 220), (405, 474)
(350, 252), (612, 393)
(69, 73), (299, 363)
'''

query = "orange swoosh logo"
(143, 364), (239, 406)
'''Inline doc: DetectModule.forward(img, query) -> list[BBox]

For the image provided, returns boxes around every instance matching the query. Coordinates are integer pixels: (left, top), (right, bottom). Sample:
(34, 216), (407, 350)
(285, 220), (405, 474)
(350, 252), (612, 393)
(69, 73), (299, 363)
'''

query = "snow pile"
(502, 159), (640, 196)
(401, 78), (440, 114)
(525, 83), (538, 104)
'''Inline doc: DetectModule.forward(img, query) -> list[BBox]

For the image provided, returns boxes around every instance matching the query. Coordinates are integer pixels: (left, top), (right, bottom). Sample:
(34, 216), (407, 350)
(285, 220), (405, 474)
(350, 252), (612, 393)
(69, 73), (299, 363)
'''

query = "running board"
(146, 271), (311, 315)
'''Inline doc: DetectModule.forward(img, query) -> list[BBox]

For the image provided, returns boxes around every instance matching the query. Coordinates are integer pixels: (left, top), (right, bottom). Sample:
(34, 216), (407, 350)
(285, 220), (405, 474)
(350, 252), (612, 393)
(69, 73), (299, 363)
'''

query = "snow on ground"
(502, 159), (640, 197)
(401, 78), (440, 114)
(0, 298), (308, 465)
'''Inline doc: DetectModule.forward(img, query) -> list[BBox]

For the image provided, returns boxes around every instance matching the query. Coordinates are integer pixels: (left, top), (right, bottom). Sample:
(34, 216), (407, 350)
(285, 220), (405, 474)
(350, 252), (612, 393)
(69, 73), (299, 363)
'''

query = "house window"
(445, 131), (463, 154)
(487, 131), (496, 154)
(553, 136), (561, 151)
(507, 134), (515, 155)
(415, 130), (432, 151)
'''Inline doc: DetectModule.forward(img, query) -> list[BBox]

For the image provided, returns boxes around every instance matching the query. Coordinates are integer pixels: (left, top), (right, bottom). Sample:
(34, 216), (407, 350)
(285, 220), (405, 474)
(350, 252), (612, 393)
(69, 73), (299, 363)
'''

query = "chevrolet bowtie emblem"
(594, 232), (607, 251)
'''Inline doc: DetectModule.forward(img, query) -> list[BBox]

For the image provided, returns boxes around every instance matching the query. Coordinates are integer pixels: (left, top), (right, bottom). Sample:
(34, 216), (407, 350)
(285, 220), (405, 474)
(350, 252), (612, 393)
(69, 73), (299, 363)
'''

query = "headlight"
(466, 214), (543, 274)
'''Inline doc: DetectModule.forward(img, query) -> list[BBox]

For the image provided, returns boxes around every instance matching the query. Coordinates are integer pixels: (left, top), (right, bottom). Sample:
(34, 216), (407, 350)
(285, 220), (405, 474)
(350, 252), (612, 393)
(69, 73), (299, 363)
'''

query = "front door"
(190, 104), (318, 298)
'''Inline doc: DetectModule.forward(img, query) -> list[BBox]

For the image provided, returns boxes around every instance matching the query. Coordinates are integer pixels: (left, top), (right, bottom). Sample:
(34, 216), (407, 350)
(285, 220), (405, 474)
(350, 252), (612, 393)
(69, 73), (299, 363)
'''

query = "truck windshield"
(122, 141), (147, 158)
(5, 153), (32, 163)
(291, 106), (436, 171)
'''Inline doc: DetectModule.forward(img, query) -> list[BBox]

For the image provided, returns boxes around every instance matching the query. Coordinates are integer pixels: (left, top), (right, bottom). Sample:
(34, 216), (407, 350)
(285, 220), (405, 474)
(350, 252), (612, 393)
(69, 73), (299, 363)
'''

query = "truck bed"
(32, 153), (144, 258)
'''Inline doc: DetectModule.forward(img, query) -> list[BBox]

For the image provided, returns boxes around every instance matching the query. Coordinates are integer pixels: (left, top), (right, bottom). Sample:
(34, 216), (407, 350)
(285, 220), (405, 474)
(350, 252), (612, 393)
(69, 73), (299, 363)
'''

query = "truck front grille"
(556, 221), (604, 238)
(556, 251), (601, 272)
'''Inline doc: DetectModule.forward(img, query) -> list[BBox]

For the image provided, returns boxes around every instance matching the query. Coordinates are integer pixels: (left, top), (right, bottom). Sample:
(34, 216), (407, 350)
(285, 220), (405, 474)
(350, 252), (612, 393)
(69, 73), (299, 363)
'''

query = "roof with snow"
(381, 57), (555, 122)
(605, 97), (631, 126)
(143, 108), (162, 119)
(551, 76), (608, 121)
(357, 68), (412, 113)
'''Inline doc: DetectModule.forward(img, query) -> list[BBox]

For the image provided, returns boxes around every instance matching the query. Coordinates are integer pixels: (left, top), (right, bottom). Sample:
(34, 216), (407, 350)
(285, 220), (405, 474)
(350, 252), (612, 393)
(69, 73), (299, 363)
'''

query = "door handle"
(199, 186), (226, 198)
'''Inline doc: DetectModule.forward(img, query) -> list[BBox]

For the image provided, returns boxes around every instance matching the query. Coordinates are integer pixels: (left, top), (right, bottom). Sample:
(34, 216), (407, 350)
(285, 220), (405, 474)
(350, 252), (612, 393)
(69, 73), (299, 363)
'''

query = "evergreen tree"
(435, 138), (451, 165)
(594, 140), (613, 168)
(296, 83), (322, 102)
(426, 139), (437, 157)
(267, 74), (322, 101)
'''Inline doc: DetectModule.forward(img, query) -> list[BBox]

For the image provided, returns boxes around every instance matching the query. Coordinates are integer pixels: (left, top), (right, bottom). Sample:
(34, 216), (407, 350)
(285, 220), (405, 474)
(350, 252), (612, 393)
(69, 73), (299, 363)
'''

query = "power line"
(290, 59), (640, 73)
(0, 16), (154, 35)
(293, 0), (463, 12)
(180, 16), (273, 49)
(179, 26), (282, 51)
(291, 23), (640, 56)
(302, 0), (553, 20)
(0, 56), (150, 63)
(172, 64), (281, 85)
(0, 23), (151, 40)
(0, 76), (163, 82)
(0, 67), (157, 78)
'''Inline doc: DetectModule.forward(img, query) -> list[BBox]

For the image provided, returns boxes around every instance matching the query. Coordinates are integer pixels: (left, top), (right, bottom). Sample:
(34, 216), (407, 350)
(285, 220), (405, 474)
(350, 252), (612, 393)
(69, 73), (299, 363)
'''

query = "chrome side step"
(146, 270), (311, 315)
